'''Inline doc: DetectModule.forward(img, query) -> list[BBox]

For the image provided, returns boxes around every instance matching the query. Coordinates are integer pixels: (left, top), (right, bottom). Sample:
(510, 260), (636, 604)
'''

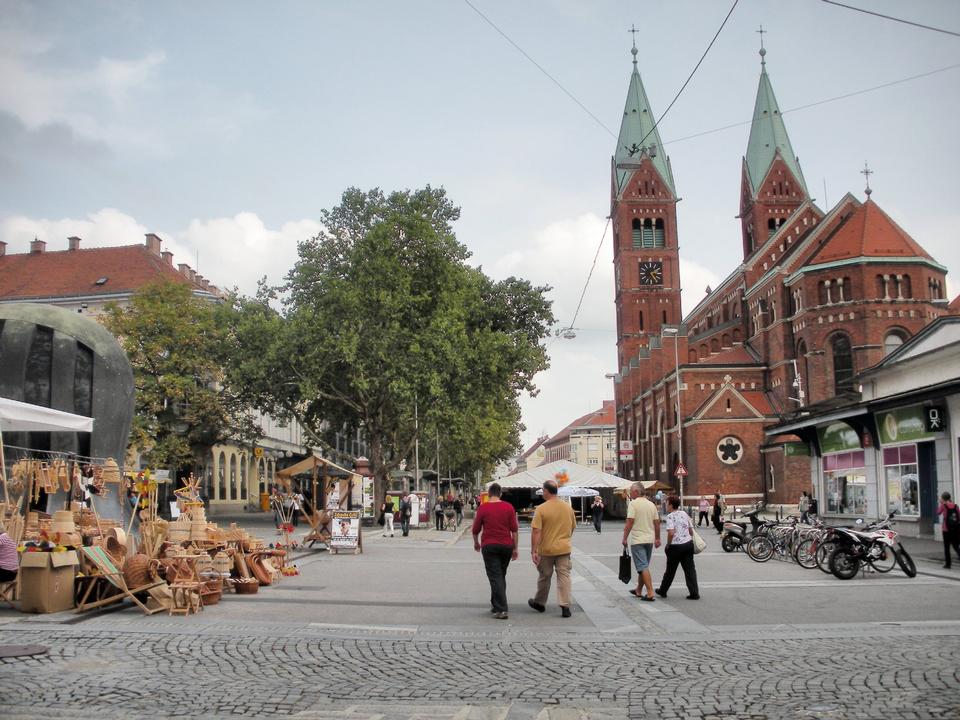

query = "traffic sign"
(674, 462), (688, 477)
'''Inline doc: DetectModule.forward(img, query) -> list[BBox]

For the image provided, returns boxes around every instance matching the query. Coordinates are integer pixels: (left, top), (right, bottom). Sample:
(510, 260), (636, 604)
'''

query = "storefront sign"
(618, 440), (634, 460)
(877, 405), (944, 446)
(784, 442), (809, 457)
(361, 477), (374, 517)
(330, 510), (361, 549)
(818, 422), (861, 454)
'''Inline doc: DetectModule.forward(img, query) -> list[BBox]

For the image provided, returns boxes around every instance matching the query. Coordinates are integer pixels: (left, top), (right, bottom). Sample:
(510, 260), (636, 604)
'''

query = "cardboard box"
(19, 550), (79, 613)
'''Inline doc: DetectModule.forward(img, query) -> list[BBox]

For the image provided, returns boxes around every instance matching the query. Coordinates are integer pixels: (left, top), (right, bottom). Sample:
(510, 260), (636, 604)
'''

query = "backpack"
(946, 503), (960, 532)
(400, 499), (411, 517)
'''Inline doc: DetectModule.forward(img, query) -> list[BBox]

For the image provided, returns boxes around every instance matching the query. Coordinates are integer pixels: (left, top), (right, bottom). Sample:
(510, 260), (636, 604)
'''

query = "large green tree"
(218, 186), (553, 501)
(102, 281), (260, 472)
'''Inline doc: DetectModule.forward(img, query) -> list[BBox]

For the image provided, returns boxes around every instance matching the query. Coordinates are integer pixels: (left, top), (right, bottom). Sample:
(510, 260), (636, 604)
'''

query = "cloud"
(0, 209), (149, 251)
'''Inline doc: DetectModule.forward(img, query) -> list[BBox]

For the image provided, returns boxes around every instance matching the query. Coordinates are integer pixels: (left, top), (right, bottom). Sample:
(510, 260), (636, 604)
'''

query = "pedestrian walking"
(808, 495), (818, 519)
(936, 491), (960, 569)
(528, 479), (577, 618)
(434, 499), (444, 531)
(655, 495), (700, 600)
(454, 496), (464, 526)
(697, 496), (710, 527)
(0, 521), (18, 584)
(291, 489), (304, 527)
(799, 491), (811, 523)
(472, 482), (519, 620)
(712, 493), (725, 534)
(381, 497), (395, 537)
(622, 482), (661, 602)
(400, 492), (414, 536)
(591, 496), (605, 533)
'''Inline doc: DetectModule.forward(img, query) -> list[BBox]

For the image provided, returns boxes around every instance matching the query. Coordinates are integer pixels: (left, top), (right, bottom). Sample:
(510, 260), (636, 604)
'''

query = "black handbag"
(618, 548), (632, 584)
(377, 512), (385, 526)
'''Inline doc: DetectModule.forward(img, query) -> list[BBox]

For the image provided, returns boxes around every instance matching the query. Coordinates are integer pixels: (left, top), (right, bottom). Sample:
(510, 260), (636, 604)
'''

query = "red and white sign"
(673, 462), (688, 477)
(618, 440), (634, 460)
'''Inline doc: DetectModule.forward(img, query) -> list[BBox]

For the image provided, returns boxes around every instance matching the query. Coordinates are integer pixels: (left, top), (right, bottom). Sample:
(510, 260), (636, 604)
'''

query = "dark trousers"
(401, 516), (410, 536)
(712, 511), (722, 533)
(481, 544), (513, 613)
(697, 511), (709, 527)
(658, 541), (699, 597)
(435, 512), (444, 530)
(593, 513), (602, 533)
(0, 568), (17, 583)
(944, 529), (960, 567)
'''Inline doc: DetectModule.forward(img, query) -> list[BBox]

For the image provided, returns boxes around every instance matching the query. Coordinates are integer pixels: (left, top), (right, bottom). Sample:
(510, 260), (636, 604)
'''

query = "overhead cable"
(821, 0), (960, 38)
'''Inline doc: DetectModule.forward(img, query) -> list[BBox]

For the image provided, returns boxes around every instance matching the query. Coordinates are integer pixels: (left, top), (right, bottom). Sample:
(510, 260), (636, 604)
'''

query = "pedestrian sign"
(674, 462), (688, 477)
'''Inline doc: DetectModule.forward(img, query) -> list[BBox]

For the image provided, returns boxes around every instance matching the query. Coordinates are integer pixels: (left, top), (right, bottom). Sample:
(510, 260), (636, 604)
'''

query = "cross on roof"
(628, 24), (639, 64)
(757, 25), (768, 64)
(861, 162), (873, 198)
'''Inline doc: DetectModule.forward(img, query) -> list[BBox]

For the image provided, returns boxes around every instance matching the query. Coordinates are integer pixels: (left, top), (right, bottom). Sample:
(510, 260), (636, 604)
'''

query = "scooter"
(721, 508), (766, 552)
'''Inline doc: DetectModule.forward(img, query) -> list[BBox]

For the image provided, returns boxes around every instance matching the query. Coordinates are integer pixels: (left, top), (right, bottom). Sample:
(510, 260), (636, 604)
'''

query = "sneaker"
(527, 598), (546, 613)
(494, 611), (509, 620)
(560, 606), (571, 618)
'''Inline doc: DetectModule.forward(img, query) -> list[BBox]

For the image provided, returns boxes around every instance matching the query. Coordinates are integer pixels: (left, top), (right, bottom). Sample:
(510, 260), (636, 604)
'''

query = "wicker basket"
(234, 579), (259, 594)
(123, 554), (154, 588)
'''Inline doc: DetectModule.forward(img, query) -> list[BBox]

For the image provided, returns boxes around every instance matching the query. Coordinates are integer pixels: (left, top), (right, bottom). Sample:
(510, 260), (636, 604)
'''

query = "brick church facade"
(610, 46), (953, 507)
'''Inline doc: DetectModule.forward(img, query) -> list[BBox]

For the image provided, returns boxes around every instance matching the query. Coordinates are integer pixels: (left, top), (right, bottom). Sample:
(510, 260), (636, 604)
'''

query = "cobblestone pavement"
(2, 619), (960, 719)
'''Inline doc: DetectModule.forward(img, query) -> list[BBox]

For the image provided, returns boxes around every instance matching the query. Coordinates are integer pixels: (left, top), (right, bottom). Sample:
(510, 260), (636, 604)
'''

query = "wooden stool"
(168, 582), (201, 616)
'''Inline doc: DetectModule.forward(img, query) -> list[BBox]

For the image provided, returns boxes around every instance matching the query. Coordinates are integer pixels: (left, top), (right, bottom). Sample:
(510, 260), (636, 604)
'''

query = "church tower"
(739, 45), (809, 261)
(611, 40), (681, 373)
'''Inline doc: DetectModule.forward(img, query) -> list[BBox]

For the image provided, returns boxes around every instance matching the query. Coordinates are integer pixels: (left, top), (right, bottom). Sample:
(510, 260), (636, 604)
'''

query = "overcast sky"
(2, 0), (958, 454)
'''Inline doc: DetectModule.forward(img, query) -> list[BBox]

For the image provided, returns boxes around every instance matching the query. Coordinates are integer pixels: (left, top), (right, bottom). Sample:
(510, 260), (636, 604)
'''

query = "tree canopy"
(218, 186), (553, 496)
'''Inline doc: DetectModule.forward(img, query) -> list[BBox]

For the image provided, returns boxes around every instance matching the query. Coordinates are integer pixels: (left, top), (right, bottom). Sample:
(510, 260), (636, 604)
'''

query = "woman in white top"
(655, 496), (700, 600)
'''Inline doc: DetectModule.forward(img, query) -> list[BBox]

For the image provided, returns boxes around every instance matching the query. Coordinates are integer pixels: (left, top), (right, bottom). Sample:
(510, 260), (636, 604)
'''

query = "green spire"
(744, 48), (807, 197)
(614, 47), (675, 197)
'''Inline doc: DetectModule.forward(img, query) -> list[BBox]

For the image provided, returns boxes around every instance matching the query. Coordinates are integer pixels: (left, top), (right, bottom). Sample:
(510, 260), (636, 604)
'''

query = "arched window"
(653, 218), (665, 248)
(229, 454), (238, 500)
(658, 410), (666, 472)
(768, 218), (777, 238)
(710, 338), (720, 353)
(218, 452), (226, 500)
(818, 281), (829, 305)
(876, 274), (886, 299)
(733, 328), (742, 343)
(902, 275), (912, 299)
(700, 343), (708, 357)
(831, 334), (854, 394)
(722, 333), (730, 347)
(638, 310), (644, 332)
(642, 219), (654, 248)
(631, 219), (642, 249)
(883, 330), (908, 357)
(842, 276), (852, 301)
(239, 454), (247, 500)
(688, 348), (698, 363)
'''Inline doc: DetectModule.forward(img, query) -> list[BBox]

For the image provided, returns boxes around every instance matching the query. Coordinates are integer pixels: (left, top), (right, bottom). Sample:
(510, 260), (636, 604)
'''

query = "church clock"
(638, 261), (663, 286)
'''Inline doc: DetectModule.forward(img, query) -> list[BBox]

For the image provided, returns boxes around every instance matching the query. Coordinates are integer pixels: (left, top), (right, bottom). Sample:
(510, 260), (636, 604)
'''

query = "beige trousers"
(534, 554), (572, 607)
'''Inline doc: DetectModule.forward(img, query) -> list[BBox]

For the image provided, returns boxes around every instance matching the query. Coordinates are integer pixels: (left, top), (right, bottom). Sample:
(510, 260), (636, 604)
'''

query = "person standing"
(381, 496), (395, 537)
(799, 491), (811, 523)
(936, 492), (960, 569)
(0, 521), (18, 584)
(472, 482), (519, 619)
(291, 489), (304, 527)
(697, 496), (710, 527)
(655, 495), (700, 600)
(454, 496), (464, 527)
(399, 492), (412, 537)
(434, 498), (444, 531)
(622, 482), (661, 602)
(528, 480), (577, 618)
(808, 495), (818, 519)
(712, 493), (724, 534)
(591, 496), (605, 533)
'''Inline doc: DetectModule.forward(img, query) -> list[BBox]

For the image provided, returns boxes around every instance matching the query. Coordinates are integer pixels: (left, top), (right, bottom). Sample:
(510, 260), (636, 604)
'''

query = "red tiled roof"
(0, 245), (210, 300)
(517, 436), (548, 462)
(739, 390), (774, 415)
(949, 295), (960, 313)
(696, 346), (757, 365)
(809, 199), (934, 265)
(545, 401), (615, 448)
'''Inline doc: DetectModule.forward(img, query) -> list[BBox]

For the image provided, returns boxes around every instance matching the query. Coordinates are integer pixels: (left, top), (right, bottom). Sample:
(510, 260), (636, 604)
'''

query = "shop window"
(883, 330), (907, 357)
(823, 451), (867, 514)
(883, 445), (919, 517)
(831, 334), (854, 393)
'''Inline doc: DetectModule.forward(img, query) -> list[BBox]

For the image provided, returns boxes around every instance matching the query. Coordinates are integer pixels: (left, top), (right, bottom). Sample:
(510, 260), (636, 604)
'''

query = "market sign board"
(876, 405), (946, 446)
(817, 422), (861, 454)
(330, 510), (361, 550)
(619, 440), (634, 460)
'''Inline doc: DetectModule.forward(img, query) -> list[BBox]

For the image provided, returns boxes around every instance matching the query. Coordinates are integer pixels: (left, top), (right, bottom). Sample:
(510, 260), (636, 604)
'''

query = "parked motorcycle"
(721, 507), (767, 553)
(828, 512), (917, 579)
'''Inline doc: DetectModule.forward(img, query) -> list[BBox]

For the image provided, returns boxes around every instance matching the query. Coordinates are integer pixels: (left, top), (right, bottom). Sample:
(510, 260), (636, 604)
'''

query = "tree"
(218, 186), (553, 503)
(102, 281), (260, 472)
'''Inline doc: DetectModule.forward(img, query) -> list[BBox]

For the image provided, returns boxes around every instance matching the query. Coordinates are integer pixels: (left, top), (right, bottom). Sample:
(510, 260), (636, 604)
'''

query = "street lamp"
(662, 327), (684, 509)
(604, 372), (622, 476)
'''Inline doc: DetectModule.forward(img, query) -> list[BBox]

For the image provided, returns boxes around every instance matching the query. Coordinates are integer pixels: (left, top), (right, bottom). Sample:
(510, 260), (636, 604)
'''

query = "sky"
(2, 0), (959, 454)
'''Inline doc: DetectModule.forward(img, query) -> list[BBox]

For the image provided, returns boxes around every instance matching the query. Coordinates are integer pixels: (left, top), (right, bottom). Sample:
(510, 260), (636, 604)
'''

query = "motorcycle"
(721, 507), (766, 553)
(828, 512), (917, 579)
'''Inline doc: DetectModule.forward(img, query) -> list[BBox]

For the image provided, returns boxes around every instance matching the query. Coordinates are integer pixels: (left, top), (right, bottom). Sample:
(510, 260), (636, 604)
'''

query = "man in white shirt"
(622, 482), (661, 601)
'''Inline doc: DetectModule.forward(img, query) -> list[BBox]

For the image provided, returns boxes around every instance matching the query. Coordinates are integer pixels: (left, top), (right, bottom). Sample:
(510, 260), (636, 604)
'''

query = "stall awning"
(276, 453), (355, 479)
(494, 460), (633, 491)
(0, 397), (94, 433)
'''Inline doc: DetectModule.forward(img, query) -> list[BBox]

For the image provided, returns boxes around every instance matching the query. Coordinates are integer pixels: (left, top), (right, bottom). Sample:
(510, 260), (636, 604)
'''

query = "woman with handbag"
(655, 495), (700, 600)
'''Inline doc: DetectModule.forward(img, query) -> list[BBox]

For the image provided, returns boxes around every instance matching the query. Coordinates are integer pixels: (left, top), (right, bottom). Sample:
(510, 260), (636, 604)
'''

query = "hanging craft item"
(102, 458), (122, 483)
(56, 459), (71, 492)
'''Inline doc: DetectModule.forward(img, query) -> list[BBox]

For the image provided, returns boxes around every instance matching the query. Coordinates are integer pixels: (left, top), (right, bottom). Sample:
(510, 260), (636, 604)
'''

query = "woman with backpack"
(936, 491), (960, 569)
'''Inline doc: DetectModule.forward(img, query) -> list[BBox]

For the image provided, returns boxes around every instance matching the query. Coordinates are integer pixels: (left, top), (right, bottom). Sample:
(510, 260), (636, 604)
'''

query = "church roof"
(614, 52), (675, 196)
(808, 198), (935, 265)
(744, 52), (806, 197)
(696, 345), (758, 365)
(950, 295), (960, 313)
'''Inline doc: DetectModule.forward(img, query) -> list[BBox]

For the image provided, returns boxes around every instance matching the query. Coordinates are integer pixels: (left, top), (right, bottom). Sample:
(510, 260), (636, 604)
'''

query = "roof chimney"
(161, 250), (174, 266)
(68, 236), (82, 251)
(178, 263), (192, 280)
(145, 233), (162, 255)
(30, 238), (46, 254)
(0, 241), (6, 257)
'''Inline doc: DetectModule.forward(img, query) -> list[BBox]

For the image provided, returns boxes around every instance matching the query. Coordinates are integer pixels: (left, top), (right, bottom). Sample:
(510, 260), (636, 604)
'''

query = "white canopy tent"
(493, 460), (635, 491)
(0, 397), (95, 433)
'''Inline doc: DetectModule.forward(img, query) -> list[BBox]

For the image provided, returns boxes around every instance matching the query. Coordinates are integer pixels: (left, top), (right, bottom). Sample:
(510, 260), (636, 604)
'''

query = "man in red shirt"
(472, 482), (519, 619)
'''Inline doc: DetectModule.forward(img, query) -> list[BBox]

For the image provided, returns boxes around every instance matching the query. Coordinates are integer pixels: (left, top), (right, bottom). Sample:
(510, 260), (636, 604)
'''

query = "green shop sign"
(818, 422), (861, 454)
(876, 405), (944, 445)
(784, 442), (810, 457)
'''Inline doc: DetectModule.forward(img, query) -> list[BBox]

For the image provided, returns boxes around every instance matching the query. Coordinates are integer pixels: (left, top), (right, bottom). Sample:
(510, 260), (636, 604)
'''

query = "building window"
(901, 274), (912, 299)
(883, 445), (919, 517)
(823, 450), (867, 514)
(229, 454), (237, 500)
(831, 333), (854, 393)
(883, 330), (907, 357)
(642, 219), (654, 248)
(239, 454), (247, 500)
(639, 310), (644, 332)
(653, 218), (665, 248)
(218, 452), (226, 500)
(631, 219), (642, 249)
(876, 274), (887, 299)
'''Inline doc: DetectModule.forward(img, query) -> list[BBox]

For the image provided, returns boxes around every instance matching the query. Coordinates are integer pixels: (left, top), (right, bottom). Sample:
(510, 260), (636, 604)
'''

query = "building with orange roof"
(608, 43), (954, 531)
(542, 401), (616, 473)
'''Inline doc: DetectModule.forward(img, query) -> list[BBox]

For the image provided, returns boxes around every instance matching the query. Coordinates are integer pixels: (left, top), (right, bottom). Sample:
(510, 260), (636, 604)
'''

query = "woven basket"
(234, 579), (259, 594)
(102, 458), (122, 483)
(123, 554), (154, 588)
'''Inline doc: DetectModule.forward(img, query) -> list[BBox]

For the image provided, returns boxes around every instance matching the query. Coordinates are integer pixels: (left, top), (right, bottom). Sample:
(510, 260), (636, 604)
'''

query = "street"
(1, 518), (959, 720)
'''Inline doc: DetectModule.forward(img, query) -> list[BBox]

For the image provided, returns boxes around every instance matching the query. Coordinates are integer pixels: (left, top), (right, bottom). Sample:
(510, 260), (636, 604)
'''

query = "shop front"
(817, 420), (873, 519)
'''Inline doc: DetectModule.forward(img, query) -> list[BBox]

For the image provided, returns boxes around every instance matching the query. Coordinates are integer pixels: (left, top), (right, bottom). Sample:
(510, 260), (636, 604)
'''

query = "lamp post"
(662, 327), (684, 509)
(604, 372), (622, 476)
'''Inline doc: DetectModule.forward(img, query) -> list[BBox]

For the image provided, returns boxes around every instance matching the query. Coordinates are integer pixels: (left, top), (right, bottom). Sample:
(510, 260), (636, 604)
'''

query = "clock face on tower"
(638, 261), (663, 286)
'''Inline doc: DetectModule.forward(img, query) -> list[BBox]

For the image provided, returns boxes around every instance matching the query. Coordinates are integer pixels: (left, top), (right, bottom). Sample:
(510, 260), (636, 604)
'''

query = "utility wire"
(820, 0), (960, 38)
(462, 0), (617, 138)
(565, 218), (610, 333)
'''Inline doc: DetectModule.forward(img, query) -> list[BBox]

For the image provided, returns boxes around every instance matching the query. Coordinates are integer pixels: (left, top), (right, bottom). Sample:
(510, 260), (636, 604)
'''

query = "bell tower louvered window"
(631, 219), (642, 249)
(642, 219), (654, 248)
(654, 218), (665, 248)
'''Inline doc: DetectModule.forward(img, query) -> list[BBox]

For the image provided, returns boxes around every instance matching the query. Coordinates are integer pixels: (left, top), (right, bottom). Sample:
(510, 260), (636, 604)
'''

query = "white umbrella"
(558, 486), (599, 498)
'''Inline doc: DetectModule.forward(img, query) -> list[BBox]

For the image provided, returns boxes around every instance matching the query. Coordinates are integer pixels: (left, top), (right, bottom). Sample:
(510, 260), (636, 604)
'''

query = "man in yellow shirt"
(622, 482), (661, 601)
(528, 479), (577, 618)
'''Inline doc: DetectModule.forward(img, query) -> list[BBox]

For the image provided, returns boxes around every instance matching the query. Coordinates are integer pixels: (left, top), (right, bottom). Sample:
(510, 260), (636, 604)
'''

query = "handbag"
(692, 528), (706, 554)
(377, 512), (385, 526)
(618, 548), (632, 584)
